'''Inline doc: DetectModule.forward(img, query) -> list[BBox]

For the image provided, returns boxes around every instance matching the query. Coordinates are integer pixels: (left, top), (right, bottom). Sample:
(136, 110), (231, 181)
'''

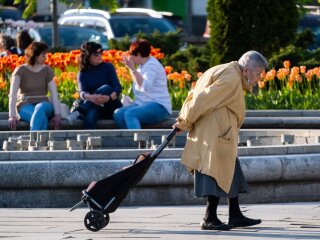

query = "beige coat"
(176, 61), (249, 193)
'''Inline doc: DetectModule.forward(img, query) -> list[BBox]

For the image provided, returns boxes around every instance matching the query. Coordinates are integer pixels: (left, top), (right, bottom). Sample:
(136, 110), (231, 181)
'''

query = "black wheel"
(84, 210), (106, 232)
(103, 213), (110, 228)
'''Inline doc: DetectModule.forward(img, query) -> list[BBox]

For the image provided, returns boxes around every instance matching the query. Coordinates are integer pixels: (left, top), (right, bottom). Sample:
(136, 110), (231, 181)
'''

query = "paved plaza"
(0, 202), (319, 240)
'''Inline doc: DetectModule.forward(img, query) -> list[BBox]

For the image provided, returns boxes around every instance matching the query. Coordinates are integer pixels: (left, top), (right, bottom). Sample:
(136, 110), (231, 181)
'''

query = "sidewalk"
(0, 202), (319, 240)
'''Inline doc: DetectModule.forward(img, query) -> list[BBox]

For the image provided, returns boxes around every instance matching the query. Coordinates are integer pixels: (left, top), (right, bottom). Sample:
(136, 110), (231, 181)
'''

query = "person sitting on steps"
(65, 41), (122, 129)
(8, 42), (61, 131)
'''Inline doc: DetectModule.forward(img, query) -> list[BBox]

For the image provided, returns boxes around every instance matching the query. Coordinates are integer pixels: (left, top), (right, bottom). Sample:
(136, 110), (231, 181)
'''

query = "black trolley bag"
(70, 128), (178, 232)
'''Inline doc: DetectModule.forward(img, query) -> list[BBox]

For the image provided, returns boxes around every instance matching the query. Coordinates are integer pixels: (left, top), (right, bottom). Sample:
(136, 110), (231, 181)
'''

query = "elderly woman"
(65, 41), (122, 129)
(8, 42), (61, 130)
(174, 51), (268, 230)
(113, 39), (172, 129)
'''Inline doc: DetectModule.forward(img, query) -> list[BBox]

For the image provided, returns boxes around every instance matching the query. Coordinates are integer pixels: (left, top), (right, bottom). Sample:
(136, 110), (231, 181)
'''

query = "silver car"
(58, 8), (177, 40)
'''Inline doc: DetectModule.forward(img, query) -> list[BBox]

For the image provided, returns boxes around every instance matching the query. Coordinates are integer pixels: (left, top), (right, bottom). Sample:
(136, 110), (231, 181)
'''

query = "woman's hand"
(110, 91), (117, 100)
(51, 114), (61, 130)
(8, 116), (18, 130)
(172, 122), (184, 134)
(95, 95), (110, 105)
(86, 93), (111, 106)
(121, 55), (135, 71)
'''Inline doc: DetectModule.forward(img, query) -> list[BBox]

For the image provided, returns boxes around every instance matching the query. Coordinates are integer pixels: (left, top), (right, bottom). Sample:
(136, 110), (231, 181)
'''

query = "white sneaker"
(65, 111), (80, 125)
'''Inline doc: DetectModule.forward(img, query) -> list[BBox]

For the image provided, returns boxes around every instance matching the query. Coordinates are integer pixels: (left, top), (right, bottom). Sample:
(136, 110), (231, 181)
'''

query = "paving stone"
(0, 202), (319, 240)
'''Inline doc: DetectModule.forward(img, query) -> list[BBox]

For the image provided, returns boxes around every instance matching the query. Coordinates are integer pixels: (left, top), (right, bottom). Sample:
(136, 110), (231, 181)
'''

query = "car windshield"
(297, 14), (320, 49)
(37, 26), (109, 50)
(109, 16), (177, 37)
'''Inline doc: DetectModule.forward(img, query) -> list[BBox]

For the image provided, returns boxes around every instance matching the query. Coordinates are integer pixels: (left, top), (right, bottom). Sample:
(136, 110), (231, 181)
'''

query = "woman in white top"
(8, 42), (61, 130)
(114, 39), (172, 129)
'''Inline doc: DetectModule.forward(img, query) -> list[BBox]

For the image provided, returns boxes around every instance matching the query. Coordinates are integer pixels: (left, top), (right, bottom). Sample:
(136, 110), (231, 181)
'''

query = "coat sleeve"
(176, 70), (238, 131)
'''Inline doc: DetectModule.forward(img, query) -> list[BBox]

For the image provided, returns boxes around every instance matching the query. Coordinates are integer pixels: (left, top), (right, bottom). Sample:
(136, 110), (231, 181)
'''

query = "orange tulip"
(184, 73), (192, 81)
(300, 66), (306, 74)
(164, 66), (173, 74)
(283, 60), (290, 68)
(258, 81), (265, 89)
(265, 71), (274, 81)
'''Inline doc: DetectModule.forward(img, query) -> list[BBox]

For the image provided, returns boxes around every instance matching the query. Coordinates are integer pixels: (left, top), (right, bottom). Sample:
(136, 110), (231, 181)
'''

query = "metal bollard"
(86, 136), (102, 150)
(281, 134), (294, 145)
(134, 132), (149, 149)
(77, 134), (91, 149)
(18, 139), (29, 151)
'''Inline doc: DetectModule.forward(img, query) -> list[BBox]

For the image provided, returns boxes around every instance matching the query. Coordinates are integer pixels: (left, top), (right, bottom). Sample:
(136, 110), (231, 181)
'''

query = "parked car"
(36, 24), (109, 50)
(58, 8), (177, 40)
(297, 13), (320, 50)
(0, 6), (22, 21)
(28, 14), (53, 22)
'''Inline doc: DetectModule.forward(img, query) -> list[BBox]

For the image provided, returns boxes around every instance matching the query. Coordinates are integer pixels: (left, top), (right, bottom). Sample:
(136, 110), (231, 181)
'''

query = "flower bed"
(0, 48), (196, 111)
(248, 61), (320, 109)
(1, 49), (320, 111)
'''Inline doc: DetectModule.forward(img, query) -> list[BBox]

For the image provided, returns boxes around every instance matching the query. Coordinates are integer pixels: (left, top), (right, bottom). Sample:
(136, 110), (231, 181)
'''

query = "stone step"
(2, 110), (320, 130)
(3, 110), (320, 120)
(2, 116), (320, 131)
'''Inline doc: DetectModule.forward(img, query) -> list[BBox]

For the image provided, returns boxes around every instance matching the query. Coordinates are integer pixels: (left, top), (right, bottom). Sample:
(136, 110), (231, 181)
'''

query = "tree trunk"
(50, 0), (59, 48)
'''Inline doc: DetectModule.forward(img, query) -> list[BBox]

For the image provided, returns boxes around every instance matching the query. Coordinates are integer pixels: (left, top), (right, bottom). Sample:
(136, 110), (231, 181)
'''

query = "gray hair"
(238, 50), (268, 70)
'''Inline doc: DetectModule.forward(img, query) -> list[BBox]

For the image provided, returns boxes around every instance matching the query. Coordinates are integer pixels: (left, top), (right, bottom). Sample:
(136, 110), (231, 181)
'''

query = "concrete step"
(2, 110), (320, 130)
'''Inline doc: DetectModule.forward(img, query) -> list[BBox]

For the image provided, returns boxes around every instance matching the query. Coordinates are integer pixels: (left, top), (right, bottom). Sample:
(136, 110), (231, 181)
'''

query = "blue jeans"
(77, 84), (122, 129)
(18, 101), (54, 131)
(113, 102), (170, 129)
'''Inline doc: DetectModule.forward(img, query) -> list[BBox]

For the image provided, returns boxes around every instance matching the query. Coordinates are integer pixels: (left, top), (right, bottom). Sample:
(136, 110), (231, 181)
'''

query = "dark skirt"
(194, 158), (249, 198)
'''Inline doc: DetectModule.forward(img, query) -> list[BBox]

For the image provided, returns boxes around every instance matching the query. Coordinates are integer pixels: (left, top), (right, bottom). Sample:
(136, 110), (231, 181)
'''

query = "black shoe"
(200, 219), (232, 231)
(228, 216), (261, 228)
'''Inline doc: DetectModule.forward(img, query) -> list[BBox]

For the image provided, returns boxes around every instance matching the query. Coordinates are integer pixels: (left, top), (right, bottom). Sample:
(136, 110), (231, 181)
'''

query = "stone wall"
(1, 142), (319, 208)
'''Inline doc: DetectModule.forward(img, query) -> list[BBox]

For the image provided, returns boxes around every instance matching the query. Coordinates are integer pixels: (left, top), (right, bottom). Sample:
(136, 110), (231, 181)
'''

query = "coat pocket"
(218, 126), (233, 143)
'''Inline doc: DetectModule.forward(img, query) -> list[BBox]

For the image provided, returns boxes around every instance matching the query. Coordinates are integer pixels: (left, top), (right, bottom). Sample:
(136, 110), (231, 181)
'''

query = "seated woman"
(66, 41), (122, 129)
(0, 34), (15, 57)
(113, 39), (172, 129)
(10, 30), (33, 56)
(8, 42), (61, 131)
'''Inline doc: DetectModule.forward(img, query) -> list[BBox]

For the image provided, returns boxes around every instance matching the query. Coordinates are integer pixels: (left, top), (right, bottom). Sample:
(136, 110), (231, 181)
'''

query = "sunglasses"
(92, 50), (103, 56)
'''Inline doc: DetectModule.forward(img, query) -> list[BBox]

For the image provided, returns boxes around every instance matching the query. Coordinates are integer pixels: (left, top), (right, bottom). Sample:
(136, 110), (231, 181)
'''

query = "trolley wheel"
(103, 213), (110, 228)
(84, 210), (106, 232)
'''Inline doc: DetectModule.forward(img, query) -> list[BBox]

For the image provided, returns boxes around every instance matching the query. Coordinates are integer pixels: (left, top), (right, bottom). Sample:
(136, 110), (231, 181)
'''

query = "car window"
(37, 26), (108, 50)
(109, 17), (176, 38)
(62, 19), (107, 32)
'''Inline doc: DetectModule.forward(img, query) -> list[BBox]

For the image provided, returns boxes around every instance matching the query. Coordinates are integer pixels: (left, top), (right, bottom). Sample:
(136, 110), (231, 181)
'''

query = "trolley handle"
(150, 127), (179, 159)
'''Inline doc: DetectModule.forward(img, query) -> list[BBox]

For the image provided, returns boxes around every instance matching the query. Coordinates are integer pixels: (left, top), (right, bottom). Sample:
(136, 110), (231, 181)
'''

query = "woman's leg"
(113, 104), (137, 129)
(204, 196), (221, 223)
(201, 195), (231, 230)
(83, 108), (100, 129)
(18, 103), (35, 125)
(123, 102), (170, 129)
(19, 102), (53, 130)
(31, 101), (54, 130)
(228, 197), (244, 219)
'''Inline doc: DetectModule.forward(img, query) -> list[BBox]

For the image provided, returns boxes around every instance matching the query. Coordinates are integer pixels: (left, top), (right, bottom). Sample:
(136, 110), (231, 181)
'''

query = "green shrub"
(108, 31), (182, 55)
(162, 43), (211, 76)
(207, 0), (299, 65)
